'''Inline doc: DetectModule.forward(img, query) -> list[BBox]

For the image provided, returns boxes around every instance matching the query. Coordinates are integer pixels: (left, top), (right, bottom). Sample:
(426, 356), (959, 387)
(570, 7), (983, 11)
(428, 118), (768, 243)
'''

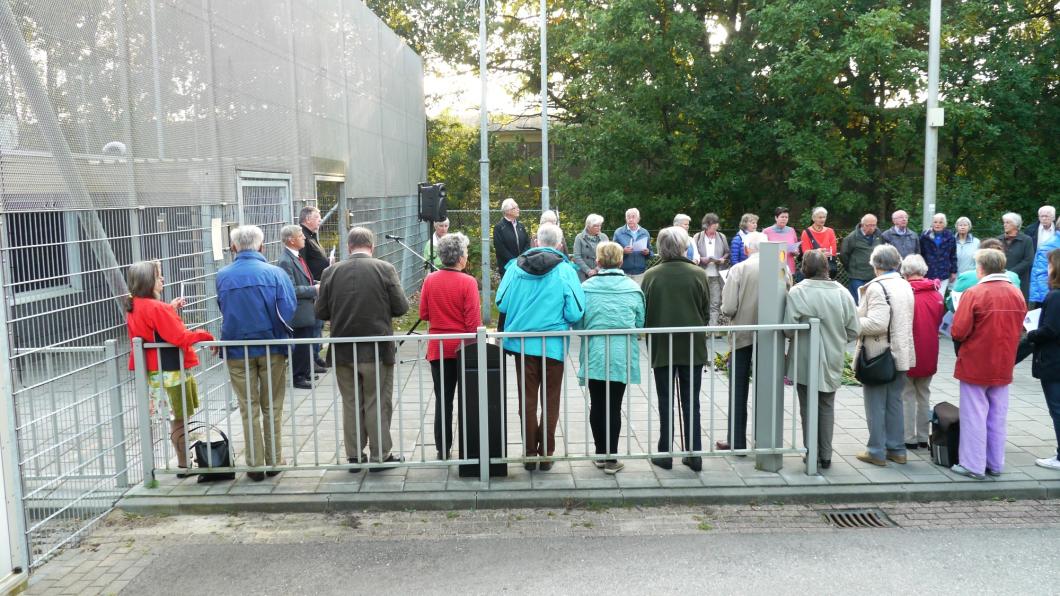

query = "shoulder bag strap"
(876, 280), (893, 347)
(807, 231), (822, 251)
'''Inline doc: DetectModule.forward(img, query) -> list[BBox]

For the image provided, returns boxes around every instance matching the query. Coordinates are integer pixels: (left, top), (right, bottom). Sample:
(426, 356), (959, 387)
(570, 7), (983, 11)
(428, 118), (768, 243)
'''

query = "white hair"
(584, 213), (603, 230)
(812, 206), (828, 218)
(500, 198), (519, 215)
(900, 254), (929, 277)
(955, 216), (972, 230)
(657, 226), (688, 260)
(540, 210), (558, 225)
(280, 224), (302, 243)
(536, 223), (563, 249)
(625, 207), (640, 219)
(673, 213), (691, 226)
(1040, 205), (1056, 218)
(433, 218), (450, 229)
(743, 231), (767, 254)
(230, 225), (264, 251)
(1002, 212), (1022, 228)
(933, 213), (947, 227)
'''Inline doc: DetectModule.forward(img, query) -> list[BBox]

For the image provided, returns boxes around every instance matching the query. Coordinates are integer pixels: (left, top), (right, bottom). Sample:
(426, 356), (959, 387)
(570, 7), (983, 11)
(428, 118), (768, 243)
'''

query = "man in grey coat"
(839, 214), (884, 304)
(316, 227), (410, 470)
(881, 209), (920, 259)
(277, 225), (320, 390)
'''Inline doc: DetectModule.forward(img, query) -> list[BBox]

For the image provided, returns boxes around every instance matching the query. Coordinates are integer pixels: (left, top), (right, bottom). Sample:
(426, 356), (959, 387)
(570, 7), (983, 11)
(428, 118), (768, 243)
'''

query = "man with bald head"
(840, 214), (885, 304)
(882, 209), (920, 259)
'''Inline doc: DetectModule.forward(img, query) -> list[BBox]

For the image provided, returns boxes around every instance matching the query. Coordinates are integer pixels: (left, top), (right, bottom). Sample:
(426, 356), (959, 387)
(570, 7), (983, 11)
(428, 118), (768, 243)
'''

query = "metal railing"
(135, 321), (822, 484)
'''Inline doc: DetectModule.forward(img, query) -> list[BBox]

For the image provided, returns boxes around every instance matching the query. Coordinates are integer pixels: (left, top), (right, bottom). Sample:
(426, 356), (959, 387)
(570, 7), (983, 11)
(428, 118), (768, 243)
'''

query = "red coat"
(907, 278), (945, 378)
(419, 269), (482, 361)
(126, 297), (214, 371)
(951, 275), (1026, 385)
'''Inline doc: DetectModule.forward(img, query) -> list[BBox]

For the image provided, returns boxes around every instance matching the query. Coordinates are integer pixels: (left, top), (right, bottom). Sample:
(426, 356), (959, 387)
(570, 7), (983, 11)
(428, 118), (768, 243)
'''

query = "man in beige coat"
(854, 244), (915, 467)
(316, 227), (409, 471)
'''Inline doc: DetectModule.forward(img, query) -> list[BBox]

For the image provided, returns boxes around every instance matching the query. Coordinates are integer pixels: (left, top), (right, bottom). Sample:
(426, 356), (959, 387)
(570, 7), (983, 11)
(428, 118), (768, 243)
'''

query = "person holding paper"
(799, 207), (838, 279)
(277, 225), (320, 390)
(613, 208), (653, 284)
(692, 213), (729, 325)
(299, 206), (331, 371)
(1027, 248), (1060, 472)
(762, 206), (799, 275)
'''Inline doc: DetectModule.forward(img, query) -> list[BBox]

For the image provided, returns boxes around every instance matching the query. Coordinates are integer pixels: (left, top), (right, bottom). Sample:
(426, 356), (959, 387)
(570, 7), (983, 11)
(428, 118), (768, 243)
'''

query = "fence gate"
(237, 172), (293, 262)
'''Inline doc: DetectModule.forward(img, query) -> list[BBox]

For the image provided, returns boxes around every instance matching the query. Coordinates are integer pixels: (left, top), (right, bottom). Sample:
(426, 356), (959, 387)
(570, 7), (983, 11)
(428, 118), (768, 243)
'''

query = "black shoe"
(523, 462), (537, 471)
(175, 467), (196, 479)
(369, 454), (404, 473)
(246, 471), (265, 482)
(819, 460), (831, 469)
(538, 461), (553, 471)
(681, 456), (702, 472)
(918, 442), (929, 449)
(293, 379), (312, 390)
(314, 359), (330, 371)
(347, 458), (363, 473)
(651, 457), (673, 470)
(265, 470), (281, 478)
(904, 443), (918, 450)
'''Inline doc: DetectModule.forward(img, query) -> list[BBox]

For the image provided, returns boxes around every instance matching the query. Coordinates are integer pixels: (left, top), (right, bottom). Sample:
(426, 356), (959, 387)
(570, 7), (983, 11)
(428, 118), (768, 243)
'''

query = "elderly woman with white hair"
(492, 197), (530, 277)
(614, 208), (653, 283)
(573, 213), (608, 282)
(533, 210), (569, 253)
(954, 216), (980, 275)
(919, 213), (957, 294)
(672, 214), (701, 263)
(419, 232), (481, 460)
(799, 207), (838, 279)
(899, 254), (945, 451)
(1000, 211), (1034, 298)
(854, 244), (915, 467)
(642, 226), (710, 472)
(422, 218), (450, 270)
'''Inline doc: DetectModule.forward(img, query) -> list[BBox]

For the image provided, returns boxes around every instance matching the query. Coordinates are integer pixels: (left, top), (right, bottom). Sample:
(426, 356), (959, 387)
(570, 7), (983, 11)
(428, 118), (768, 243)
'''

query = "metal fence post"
(131, 338), (154, 487)
(104, 340), (129, 488)
(754, 242), (786, 472)
(476, 326), (490, 484)
(806, 319), (821, 476)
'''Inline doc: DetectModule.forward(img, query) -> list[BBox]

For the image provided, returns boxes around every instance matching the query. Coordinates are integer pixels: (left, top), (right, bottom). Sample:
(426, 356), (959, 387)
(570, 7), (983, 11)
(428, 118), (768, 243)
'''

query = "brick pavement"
(23, 499), (1060, 595)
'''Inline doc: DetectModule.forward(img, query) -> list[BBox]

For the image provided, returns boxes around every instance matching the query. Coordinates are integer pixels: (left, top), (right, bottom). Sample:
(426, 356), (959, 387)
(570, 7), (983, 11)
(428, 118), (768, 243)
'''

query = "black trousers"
(587, 380), (625, 461)
(728, 346), (753, 449)
(654, 365), (703, 452)
(431, 359), (460, 456)
(291, 325), (315, 382)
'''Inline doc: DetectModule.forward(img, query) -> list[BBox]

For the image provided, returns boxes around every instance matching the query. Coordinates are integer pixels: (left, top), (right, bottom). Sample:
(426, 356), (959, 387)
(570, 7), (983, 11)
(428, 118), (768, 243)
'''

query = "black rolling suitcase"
(930, 401), (960, 467)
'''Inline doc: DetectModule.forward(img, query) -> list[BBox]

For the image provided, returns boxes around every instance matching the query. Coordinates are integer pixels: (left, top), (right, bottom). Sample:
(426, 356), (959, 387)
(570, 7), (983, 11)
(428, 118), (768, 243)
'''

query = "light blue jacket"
(496, 247), (585, 360)
(955, 234), (979, 274)
(574, 270), (644, 385)
(1030, 235), (1060, 303)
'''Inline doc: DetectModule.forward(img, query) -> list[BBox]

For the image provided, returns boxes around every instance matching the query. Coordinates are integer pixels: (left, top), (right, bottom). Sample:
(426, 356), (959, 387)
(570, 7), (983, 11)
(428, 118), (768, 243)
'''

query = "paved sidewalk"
(24, 500), (1060, 595)
(126, 337), (1059, 509)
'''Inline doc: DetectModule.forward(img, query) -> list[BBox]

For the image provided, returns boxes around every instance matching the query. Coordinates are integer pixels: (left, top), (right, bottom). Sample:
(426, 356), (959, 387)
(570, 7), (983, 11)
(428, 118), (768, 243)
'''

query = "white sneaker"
(592, 460), (606, 469)
(1035, 456), (1060, 471)
(603, 461), (624, 475)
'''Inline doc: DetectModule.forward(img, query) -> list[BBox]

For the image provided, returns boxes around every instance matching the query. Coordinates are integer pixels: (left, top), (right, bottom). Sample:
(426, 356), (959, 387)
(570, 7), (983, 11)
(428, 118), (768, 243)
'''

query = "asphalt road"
(125, 527), (1059, 595)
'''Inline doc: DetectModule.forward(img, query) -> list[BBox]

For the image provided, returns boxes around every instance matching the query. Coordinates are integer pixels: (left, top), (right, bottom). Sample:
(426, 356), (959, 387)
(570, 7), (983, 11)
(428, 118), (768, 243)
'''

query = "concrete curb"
(117, 480), (1060, 515)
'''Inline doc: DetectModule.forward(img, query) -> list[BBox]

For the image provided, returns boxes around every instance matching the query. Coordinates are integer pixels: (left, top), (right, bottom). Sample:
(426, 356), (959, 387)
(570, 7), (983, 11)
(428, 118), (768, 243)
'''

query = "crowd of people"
(122, 199), (1060, 482)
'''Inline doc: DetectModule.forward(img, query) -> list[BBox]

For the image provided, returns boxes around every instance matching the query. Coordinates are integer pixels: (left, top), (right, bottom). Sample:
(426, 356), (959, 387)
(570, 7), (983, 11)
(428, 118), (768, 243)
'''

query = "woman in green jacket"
(576, 242), (644, 474)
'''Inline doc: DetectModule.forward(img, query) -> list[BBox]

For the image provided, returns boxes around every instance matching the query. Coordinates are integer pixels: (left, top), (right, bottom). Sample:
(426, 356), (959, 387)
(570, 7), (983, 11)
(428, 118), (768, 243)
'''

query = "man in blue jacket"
(216, 225), (297, 481)
(496, 223), (585, 471)
(613, 207), (653, 284)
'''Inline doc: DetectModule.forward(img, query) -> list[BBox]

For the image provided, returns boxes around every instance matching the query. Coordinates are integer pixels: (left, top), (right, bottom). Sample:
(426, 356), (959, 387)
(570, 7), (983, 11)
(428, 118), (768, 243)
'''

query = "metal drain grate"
(820, 508), (896, 529)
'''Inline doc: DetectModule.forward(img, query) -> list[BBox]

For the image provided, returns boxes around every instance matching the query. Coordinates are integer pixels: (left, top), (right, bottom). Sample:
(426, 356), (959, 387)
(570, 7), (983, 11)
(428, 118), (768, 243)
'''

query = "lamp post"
(540, 0), (549, 212)
(479, 0), (492, 324)
(921, 0), (943, 231)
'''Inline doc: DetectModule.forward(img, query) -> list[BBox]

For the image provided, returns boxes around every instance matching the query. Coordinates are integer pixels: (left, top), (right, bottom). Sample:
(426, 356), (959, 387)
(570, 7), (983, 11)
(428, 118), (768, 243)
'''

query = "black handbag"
(855, 281), (898, 386)
(806, 231), (838, 278)
(188, 425), (236, 482)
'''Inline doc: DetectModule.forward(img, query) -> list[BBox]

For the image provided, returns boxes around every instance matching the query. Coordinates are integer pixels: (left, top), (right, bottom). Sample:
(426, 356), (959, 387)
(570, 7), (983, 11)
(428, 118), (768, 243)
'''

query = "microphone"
(385, 234), (404, 241)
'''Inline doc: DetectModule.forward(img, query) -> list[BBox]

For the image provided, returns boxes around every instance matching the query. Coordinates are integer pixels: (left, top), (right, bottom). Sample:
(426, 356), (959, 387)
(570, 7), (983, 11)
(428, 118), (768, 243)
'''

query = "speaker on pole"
(418, 182), (448, 222)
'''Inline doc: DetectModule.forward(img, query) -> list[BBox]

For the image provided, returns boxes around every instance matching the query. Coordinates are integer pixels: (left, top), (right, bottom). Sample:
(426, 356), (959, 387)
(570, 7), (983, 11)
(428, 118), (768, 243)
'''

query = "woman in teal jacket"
(575, 242), (645, 474)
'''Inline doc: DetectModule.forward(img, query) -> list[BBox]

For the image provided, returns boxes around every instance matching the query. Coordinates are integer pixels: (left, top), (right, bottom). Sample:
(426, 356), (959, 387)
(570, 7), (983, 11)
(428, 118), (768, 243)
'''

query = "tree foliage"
(379, 0), (1058, 233)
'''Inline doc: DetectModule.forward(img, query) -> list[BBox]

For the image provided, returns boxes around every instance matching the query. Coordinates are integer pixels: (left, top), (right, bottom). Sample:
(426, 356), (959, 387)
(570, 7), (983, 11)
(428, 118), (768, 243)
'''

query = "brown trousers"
(335, 361), (395, 462)
(513, 355), (564, 457)
(227, 354), (287, 467)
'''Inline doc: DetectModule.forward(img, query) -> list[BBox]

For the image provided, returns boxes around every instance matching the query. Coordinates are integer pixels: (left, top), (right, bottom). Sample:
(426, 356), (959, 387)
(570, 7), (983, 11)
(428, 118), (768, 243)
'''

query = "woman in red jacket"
(900, 255), (945, 450)
(125, 261), (214, 476)
(419, 233), (482, 460)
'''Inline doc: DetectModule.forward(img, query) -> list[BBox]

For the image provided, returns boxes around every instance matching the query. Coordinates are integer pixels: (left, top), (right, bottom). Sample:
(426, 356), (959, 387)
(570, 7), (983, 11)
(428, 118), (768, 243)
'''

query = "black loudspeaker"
(418, 183), (447, 222)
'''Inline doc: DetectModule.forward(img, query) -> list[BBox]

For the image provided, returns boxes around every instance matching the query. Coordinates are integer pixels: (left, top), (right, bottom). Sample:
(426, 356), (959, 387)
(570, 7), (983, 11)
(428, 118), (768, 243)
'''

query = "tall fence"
(135, 322), (823, 486)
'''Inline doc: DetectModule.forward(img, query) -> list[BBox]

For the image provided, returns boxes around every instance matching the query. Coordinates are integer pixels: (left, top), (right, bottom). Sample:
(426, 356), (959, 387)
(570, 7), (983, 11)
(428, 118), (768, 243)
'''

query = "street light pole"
(479, 0), (492, 325)
(540, 0), (550, 212)
(922, 0), (942, 232)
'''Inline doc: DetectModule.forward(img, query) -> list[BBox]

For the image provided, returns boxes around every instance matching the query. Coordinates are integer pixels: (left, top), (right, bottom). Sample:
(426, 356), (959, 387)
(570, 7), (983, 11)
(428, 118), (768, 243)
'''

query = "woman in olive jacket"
(1029, 248), (1060, 472)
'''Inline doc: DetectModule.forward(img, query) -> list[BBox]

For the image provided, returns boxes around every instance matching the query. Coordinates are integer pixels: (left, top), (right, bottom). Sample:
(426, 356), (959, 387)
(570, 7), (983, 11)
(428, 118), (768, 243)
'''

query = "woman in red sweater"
(125, 261), (214, 476)
(900, 254), (945, 450)
(419, 232), (482, 459)
(800, 207), (838, 279)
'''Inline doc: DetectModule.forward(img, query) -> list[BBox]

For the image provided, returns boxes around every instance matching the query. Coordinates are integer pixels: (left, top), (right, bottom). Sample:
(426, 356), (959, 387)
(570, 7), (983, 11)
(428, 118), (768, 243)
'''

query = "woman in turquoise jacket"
(575, 242), (645, 474)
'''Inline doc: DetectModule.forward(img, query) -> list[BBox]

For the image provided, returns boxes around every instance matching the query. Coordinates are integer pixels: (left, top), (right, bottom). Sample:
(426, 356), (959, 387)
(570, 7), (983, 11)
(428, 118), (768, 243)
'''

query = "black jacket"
(300, 224), (330, 281)
(1030, 289), (1060, 381)
(493, 217), (530, 275)
(1000, 232), (1034, 296)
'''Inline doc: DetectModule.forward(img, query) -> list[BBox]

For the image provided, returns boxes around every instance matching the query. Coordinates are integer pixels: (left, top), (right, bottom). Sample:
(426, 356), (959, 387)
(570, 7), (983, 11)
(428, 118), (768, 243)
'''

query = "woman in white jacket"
(854, 244), (916, 467)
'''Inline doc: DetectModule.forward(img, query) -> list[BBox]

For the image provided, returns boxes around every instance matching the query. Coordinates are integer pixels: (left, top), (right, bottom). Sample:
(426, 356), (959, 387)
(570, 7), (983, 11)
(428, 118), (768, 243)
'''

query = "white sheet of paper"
(329, 246), (336, 264)
(631, 237), (648, 252)
(179, 282), (186, 300)
(950, 290), (962, 312)
(1025, 308), (1041, 332)
(719, 268), (730, 282)
(211, 218), (224, 261)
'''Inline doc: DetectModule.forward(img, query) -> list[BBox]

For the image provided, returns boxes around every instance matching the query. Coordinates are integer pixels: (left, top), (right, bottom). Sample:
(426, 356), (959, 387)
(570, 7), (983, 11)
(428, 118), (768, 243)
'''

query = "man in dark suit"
(299, 206), (331, 370)
(493, 197), (530, 276)
(278, 225), (319, 390)
(316, 227), (409, 470)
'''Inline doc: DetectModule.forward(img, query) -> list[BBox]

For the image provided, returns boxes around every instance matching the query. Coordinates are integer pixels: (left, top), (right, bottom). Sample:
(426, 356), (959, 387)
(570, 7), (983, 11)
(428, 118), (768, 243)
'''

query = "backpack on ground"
(930, 401), (959, 468)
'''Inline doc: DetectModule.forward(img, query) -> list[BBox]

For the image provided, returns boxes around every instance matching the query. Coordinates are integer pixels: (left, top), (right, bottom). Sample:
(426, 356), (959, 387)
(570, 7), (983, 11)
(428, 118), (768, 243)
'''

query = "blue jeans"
(848, 278), (868, 305)
(653, 365), (703, 453)
(1042, 381), (1060, 458)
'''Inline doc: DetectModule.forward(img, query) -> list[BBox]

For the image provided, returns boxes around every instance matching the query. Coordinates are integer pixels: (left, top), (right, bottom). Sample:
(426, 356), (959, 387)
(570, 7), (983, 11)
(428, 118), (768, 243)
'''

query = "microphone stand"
(385, 232), (437, 348)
